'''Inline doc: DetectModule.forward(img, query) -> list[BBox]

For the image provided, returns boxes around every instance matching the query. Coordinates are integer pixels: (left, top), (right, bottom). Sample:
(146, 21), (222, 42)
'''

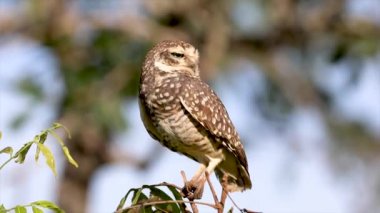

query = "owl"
(138, 40), (252, 198)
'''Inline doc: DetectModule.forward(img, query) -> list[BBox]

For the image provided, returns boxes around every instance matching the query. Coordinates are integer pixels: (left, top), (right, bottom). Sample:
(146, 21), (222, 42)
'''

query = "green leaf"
(166, 185), (183, 201)
(149, 186), (180, 213)
(0, 147), (13, 156)
(36, 143), (57, 176)
(31, 200), (63, 213)
(15, 205), (27, 213)
(166, 185), (186, 212)
(52, 123), (61, 130)
(36, 132), (48, 144)
(116, 188), (137, 210)
(34, 131), (48, 163)
(150, 186), (172, 199)
(117, 191), (131, 210)
(55, 123), (71, 139)
(46, 125), (78, 168)
(133, 193), (152, 213)
(132, 188), (144, 205)
(118, 185), (182, 213)
(32, 206), (43, 213)
(0, 131), (2, 140)
(128, 188), (152, 213)
(136, 192), (149, 203)
(62, 146), (78, 168)
(227, 207), (234, 213)
(35, 146), (41, 163)
(48, 130), (64, 146)
(14, 142), (33, 164)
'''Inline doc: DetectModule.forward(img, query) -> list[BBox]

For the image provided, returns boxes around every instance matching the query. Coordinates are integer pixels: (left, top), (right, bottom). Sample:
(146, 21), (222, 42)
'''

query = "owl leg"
(190, 164), (206, 182)
(206, 157), (222, 174)
(182, 165), (206, 200)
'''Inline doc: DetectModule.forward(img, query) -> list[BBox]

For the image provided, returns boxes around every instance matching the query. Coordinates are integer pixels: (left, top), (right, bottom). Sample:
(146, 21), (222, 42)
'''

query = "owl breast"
(140, 75), (223, 164)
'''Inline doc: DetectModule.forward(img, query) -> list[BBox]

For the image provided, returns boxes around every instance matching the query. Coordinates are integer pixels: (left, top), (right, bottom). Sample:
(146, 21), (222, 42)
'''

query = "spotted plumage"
(139, 40), (252, 192)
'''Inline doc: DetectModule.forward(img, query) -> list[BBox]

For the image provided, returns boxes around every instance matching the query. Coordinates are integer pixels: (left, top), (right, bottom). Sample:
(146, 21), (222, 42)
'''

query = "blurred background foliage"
(0, 0), (379, 212)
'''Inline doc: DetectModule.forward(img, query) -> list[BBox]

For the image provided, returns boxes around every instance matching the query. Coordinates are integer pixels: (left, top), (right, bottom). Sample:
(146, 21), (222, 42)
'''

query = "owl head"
(144, 40), (200, 77)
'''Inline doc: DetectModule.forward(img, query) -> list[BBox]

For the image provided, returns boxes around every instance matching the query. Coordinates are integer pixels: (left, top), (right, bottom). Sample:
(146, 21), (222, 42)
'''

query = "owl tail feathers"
(215, 165), (252, 193)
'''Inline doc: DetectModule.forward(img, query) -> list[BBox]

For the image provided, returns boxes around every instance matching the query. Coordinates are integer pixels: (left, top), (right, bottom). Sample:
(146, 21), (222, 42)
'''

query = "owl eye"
(170, 52), (184, 58)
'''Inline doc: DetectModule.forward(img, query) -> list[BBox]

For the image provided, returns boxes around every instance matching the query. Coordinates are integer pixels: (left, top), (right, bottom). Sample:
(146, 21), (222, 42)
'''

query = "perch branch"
(205, 171), (222, 213)
(181, 170), (199, 213)
(119, 199), (217, 213)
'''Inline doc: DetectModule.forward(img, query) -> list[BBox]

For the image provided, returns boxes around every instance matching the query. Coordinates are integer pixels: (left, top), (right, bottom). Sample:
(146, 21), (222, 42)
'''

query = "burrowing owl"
(139, 40), (251, 197)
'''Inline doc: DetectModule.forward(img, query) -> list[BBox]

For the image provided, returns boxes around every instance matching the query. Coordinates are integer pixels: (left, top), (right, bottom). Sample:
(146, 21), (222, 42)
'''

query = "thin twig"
(205, 171), (224, 213)
(227, 192), (242, 212)
(219, 174), (229, 212)
(205, 172), (219, 205)
(220, 189), (227, 213)
(181, 170), (199, 213)
(154, 182), (183, 191)
(226, 186), (260, 213)
(0, 157), (13, 170)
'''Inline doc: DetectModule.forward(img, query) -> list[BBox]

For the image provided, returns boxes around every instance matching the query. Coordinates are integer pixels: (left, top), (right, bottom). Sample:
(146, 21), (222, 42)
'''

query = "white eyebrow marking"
(168, 46), (185, 53)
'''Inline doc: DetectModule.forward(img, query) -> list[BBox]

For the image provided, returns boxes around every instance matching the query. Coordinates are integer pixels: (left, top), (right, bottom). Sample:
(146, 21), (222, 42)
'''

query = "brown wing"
(179, 77), (248, 169)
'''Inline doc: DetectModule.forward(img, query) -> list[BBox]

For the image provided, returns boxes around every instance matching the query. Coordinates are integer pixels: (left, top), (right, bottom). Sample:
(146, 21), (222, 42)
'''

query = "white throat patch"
(154, 60), (192, 73)
(154, 61), (177, 72)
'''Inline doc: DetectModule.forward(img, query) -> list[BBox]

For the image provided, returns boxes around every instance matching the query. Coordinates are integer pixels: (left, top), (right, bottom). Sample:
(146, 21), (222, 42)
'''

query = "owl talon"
(182, 178), (205, 200)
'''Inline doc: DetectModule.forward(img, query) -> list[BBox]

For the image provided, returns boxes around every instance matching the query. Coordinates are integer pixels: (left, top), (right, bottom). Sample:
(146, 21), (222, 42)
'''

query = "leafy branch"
(0, 201), (63, 213)
(116, 171), (258, 213)
(0, 123), (78, 172)
(0, 123), (78, 213)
